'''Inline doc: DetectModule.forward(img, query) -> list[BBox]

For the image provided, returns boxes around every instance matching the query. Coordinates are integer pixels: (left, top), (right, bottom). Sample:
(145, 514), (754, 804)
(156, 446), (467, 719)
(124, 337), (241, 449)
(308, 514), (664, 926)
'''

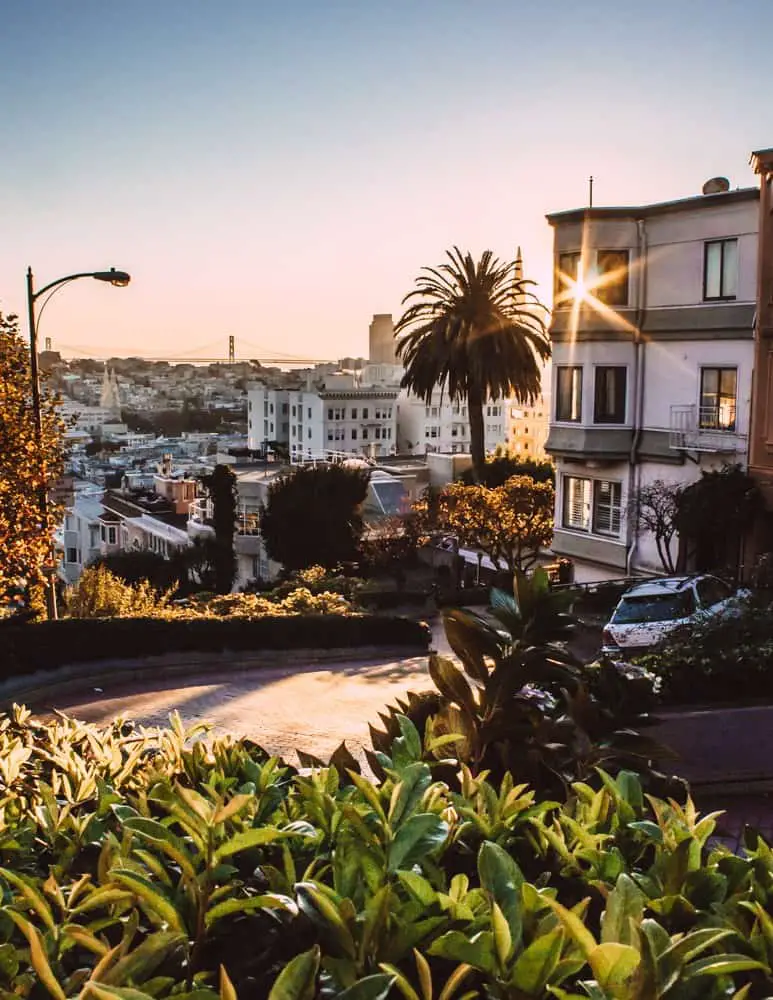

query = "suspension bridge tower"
(228, 335), (235, 364)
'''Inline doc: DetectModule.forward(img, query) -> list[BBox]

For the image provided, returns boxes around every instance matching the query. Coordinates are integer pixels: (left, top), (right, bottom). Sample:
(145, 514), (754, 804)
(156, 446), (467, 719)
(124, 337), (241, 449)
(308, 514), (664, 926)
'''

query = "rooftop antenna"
(588, 175), (594, 208)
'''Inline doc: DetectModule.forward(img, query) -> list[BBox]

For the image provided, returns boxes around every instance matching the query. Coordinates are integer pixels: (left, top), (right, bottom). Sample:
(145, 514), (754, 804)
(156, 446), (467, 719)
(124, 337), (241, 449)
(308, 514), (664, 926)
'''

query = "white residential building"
(396, 390), (507, 456)
(545, 180), (758, 581)
(507, 389), (551, 460)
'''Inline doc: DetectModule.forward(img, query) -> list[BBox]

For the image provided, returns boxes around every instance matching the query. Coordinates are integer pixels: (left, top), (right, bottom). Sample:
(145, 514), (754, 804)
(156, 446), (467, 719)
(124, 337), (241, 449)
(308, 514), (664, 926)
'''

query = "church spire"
(512, 246), (527, 308)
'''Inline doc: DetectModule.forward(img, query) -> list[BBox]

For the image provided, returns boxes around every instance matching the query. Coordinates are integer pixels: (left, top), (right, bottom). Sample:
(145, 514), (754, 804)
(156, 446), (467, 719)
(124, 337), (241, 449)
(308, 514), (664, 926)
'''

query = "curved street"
(45, 653), (432, 763)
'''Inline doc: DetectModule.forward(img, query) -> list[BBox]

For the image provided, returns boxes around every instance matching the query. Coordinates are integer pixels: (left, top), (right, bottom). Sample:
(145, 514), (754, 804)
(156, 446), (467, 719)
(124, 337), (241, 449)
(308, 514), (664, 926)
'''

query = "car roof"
(619, 576), (698, 599)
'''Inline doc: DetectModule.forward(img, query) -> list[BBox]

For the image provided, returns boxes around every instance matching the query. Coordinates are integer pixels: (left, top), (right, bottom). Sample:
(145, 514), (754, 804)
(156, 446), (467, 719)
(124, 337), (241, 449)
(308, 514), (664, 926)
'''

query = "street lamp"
(26, 266), (132, 620)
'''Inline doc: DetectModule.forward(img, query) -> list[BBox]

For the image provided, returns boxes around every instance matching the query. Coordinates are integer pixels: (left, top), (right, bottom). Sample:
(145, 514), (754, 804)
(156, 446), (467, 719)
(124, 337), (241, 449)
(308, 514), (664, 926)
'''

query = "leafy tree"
(91, 549), (184, 591)
(396, 247), (550, 480)
(0, 313), (64, 609)
(460, 454), (555, 487)
(675, 464), (761, 576)
(416, 475), (554, 575)
(203, 464), (237, 593)
(261, 463), (371, 571)
(628, 479), (683, 574)
(360, 514), (421, 587)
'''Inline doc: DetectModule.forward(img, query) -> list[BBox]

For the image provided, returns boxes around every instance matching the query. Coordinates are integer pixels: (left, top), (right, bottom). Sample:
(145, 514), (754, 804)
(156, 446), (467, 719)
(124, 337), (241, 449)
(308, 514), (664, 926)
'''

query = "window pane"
(721, 239), (738, 297)
(705, 242), (722, 299)
(595, 250), (629, 306)
(563, 476), (591, 530)
(556, 366), (582, 422)
(594, 367), (626, 423)
(556, 252), (580, 306)
(593, 480), (622, 535)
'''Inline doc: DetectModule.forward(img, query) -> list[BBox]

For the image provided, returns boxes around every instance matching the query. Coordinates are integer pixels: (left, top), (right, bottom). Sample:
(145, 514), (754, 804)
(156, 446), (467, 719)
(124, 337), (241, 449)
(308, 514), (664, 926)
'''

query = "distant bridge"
(49, 334), (337, 367)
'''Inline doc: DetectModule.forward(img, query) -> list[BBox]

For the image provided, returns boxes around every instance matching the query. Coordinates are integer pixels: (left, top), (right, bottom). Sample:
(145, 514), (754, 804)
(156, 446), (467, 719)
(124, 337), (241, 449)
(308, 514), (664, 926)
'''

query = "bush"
(0, 614), (431, 676)
(0, 707), (768, 998)
(66, 565), (174, 618)
(637, 600), (773, 705)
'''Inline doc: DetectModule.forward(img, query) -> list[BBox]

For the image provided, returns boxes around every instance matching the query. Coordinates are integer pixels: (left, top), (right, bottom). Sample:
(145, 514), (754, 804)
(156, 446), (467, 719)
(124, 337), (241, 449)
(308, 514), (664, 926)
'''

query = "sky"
(1, 0), (771, 363)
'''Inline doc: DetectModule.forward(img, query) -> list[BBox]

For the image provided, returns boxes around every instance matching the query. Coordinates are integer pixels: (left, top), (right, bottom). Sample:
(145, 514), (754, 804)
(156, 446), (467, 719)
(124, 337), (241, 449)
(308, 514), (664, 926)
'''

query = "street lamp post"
(26, 266), (131, 620)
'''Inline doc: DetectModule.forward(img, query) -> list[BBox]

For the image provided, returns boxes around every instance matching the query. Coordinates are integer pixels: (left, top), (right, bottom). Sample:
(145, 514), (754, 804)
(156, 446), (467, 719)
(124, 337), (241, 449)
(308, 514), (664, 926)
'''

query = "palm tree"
(395, 247), (550, 481)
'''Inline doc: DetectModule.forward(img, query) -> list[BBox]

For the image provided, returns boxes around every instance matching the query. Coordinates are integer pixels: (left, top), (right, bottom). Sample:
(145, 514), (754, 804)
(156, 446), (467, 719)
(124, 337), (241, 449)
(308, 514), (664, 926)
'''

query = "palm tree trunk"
(468, 389), (486, 482)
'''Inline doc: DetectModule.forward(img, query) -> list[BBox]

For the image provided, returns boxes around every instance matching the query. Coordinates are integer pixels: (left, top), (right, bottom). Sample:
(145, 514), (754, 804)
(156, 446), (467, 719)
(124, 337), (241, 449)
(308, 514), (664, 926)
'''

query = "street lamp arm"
(32, 271), (111, 300)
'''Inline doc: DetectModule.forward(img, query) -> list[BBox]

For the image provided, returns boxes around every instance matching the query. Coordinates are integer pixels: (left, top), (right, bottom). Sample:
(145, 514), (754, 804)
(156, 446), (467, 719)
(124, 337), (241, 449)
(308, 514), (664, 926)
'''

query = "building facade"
(507, 389), (550, 460)
(545, 183), (758, 581)
(396, 390), (507, 456)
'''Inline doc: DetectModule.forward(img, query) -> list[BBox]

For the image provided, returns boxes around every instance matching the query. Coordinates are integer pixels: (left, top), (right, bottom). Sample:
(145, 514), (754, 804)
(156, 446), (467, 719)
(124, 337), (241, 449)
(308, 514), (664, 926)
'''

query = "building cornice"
(546, 187), (759, 226)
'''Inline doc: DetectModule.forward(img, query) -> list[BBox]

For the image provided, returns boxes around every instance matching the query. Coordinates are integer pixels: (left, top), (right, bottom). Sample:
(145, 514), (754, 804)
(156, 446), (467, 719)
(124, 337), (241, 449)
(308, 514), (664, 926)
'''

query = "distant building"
(396, 391), (506, 456)
(507, 389), (550, 460)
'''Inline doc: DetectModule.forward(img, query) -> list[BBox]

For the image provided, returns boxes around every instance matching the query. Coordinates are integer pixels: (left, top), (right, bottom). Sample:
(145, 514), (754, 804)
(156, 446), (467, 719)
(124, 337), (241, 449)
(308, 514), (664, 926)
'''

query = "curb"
(1, 644), (430, 710)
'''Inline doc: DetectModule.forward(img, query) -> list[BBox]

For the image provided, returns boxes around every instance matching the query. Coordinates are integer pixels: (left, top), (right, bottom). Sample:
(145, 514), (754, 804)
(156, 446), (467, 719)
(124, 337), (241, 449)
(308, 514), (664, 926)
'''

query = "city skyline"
(2, 0), (770, 359)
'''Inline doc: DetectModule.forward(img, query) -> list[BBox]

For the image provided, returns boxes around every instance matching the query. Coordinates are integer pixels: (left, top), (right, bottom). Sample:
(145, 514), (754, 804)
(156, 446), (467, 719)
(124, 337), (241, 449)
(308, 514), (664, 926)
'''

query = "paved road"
(45, 654), (433, 763)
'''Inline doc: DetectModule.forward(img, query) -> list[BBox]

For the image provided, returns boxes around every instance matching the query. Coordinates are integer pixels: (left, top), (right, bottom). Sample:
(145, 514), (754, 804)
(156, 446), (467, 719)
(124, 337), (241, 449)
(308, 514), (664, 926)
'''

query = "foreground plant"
(0, 707), (768, 999)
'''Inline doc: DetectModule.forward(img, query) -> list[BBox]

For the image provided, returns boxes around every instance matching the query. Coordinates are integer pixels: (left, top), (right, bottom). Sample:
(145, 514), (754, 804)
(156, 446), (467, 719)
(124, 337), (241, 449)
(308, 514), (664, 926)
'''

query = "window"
(282, 403), (288, 414)
(108, 527), (117, 545)
(351, 429), (357, 440)
(362, 429), (368, 440)
(700, 367), (737, 430)
(563, 476), (592, 531)
(555, 251), (581, 306)
(327, 431), (333, 442)
(292, 405), (296, 417)
(308, 407), (311, 418)
(327, 408), (333, 420)
(556, 366), (582, 422)
(696, 576), (732, 608)
(592, 481), (622, 535)
(363, 408), (369, 419)
(563, 477), (622, 536)
(594, 250), (629, 306)
(66, 547), (78, 564)
(351, 408), (357, 419)
(594, 367), (627, 423)
(704, 239), (738, 300)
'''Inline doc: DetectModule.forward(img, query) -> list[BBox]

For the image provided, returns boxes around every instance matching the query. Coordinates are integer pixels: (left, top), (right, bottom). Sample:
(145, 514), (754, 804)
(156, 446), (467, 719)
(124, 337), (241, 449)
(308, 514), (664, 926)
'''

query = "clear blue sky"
(1, 0), (770, 360)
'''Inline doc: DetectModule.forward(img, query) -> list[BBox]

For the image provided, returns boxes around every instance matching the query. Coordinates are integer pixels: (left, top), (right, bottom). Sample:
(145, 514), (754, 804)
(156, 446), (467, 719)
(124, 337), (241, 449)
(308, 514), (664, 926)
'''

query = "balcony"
(670, 404), (745, 454)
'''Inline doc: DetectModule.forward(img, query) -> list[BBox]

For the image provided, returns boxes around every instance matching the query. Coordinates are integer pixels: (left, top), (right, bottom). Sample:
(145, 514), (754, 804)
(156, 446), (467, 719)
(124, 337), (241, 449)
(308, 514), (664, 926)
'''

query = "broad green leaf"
(109, 869), (185, 932)
(0, 868), (56, 932)
(478, 841), (524, 949)
(7, 913), (64, 1000)
(61, 923), (110, 956)
(510, 925), (564, 993)
(429, 655), (477, 718)
(429, 931), (496, 974)
(268, 946), (320, 1000)
(102, 931), (186, 986)
(120, 818), (196, 880)
(543, 897), (596, 959)
(206, 893), (296, 927)
(393, 715), (422, 766)
(378, 964), (420, 1000)
(491, 902), (513, 968)
(659, 927), (734, 968)
(295, 883), (356, 959)
(627, 821), (663, 843)
(397, 871), (437, 907)
(588, 942), (640, 991)
(683, 954), (768, 979)
(387, 814), (448, 872)
(214, 827), (292, 860)
(601, 874), (643, 946)
(213, 794), (253, 824)
(337, 974), (395, 1000)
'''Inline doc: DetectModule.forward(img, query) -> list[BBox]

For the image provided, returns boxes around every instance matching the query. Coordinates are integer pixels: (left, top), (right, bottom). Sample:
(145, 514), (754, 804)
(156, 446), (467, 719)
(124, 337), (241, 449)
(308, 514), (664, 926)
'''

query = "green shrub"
(66, 565), (175, 618)
(0, 615), (431, 676)
(637, 600), (773, 705)
(0, 707), (767, 999)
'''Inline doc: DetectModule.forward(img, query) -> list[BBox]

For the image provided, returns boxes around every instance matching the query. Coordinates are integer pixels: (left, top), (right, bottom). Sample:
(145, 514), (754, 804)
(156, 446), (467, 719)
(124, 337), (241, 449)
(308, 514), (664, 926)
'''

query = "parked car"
(601, 574), (749, 657)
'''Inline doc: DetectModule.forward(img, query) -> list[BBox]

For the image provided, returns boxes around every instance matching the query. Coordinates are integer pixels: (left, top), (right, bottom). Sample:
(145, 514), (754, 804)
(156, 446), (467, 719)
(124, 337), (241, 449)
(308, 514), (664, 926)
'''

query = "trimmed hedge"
(0, 614), (431, 677)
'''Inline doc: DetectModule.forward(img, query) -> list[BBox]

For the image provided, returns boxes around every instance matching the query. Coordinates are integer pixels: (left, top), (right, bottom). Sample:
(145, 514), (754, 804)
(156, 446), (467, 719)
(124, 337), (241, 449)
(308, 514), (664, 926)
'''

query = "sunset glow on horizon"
(1, 0), (770, 362)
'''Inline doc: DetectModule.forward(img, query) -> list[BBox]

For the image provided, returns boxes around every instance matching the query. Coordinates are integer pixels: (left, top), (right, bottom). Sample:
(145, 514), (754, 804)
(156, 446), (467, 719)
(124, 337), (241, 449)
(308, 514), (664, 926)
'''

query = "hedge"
(0, 614), (431, 677)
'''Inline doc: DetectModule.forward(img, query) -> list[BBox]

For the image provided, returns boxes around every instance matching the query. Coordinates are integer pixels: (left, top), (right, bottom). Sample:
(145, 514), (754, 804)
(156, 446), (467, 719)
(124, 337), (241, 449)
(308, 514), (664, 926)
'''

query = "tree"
(416, 475), (554, 575)
(460, 454), (555, 488)
(628, 480), (683, 574)
(0, 313), (64, 609)
(395, 247), (550, 481)
(203, 464), (237, 593)
(261, 464), (371, 571)
(675, 464), (761, 576)
(360, 514), (421, 587)
(91, 550), (184, 591)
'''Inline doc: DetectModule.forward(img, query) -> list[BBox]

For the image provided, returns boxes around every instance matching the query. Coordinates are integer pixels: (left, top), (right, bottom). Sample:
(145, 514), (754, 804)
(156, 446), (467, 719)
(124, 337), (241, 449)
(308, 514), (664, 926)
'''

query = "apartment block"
(545, 180), (758, 580)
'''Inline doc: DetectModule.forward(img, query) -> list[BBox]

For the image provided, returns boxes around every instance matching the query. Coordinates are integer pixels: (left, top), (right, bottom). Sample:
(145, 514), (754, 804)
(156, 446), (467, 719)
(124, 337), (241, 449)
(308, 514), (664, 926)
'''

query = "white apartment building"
(396, 390), (507, 456)
(248, 374), (399, 461)
(545, 180), (758, 581)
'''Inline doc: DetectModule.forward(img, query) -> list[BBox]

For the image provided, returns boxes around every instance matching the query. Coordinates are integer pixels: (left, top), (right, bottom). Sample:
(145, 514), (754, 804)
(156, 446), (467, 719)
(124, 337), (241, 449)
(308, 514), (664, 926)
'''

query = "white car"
(601, 574), (748, 657)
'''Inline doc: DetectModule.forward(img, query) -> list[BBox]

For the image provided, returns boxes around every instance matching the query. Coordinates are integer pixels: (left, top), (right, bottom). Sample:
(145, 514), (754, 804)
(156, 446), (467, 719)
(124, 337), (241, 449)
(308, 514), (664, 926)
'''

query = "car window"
(696, 577), (732, 607)
(611, 591), (696, 625)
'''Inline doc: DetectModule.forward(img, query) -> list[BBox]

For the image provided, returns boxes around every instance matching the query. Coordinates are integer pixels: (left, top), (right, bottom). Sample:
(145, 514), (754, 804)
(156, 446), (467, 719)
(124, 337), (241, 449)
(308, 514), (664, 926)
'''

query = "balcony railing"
(187, 498), (260, 536)
(670, 404), (745, 453)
